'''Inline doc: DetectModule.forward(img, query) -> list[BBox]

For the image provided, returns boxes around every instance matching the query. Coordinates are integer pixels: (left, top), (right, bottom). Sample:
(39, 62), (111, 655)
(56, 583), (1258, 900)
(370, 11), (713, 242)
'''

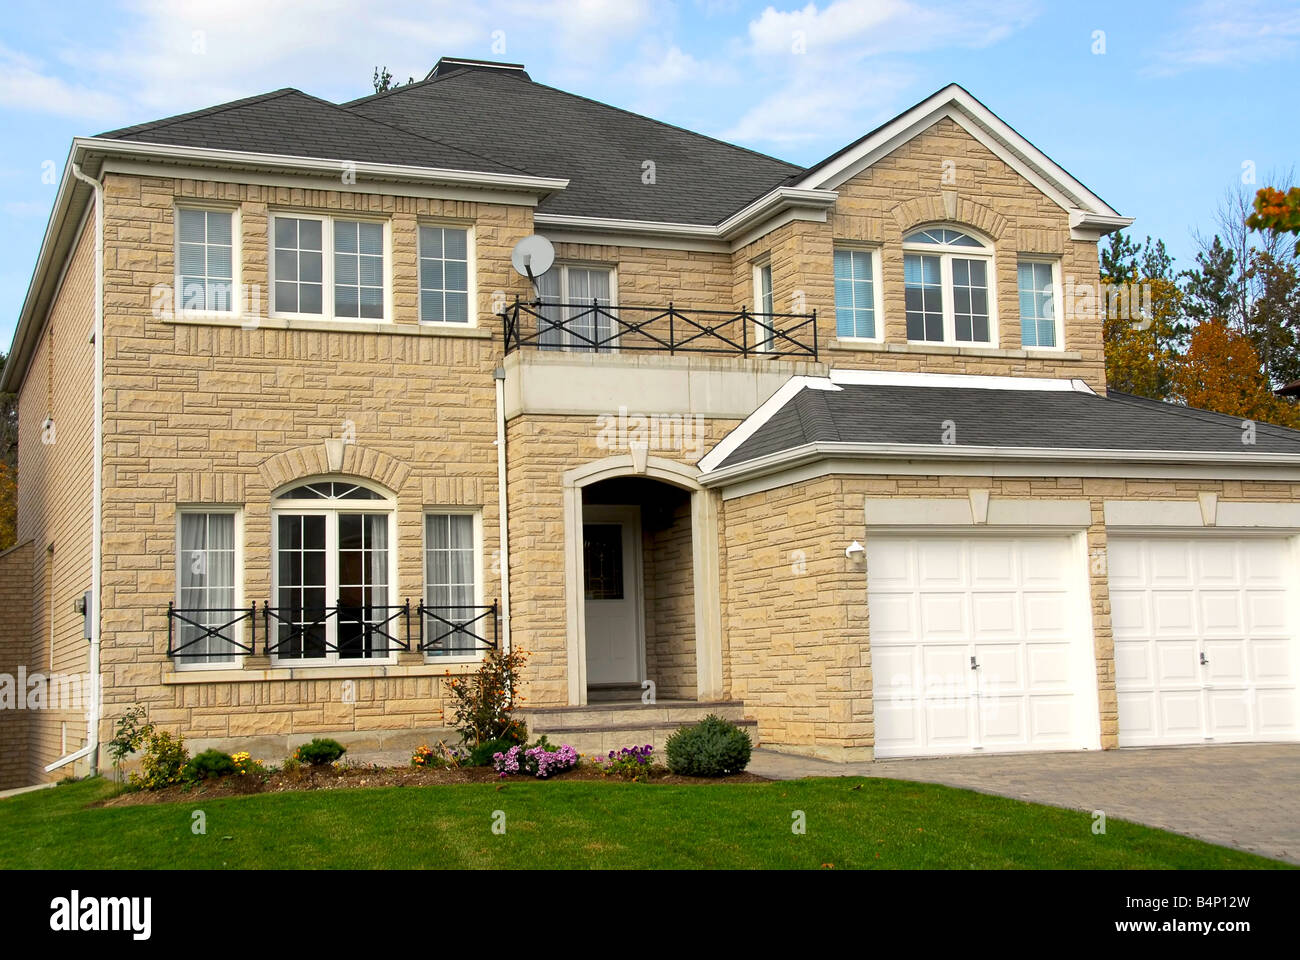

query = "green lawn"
(0, 776), (1287, 869)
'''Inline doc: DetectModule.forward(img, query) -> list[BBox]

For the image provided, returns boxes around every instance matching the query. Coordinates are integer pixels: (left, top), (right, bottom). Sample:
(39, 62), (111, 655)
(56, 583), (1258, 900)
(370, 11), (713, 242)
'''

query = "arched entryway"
(561, 455), (722, 706)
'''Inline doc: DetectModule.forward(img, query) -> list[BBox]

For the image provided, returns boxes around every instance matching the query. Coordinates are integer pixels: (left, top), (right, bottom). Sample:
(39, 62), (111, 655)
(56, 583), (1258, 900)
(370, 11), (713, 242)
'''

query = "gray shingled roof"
(98, 88), (531, 176)
(96, 63), (803, 223)
(715, 384), (1300, 468)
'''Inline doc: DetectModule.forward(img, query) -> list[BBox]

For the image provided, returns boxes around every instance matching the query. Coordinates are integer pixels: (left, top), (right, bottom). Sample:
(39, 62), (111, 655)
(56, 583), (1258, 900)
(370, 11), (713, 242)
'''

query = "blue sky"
(1, 0), (1297, 349)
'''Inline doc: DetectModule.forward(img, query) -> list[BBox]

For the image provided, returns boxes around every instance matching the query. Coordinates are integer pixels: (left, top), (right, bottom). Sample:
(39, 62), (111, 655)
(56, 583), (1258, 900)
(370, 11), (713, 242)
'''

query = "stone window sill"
(163, 661), (483, 684)
(162, 314), (495, 338)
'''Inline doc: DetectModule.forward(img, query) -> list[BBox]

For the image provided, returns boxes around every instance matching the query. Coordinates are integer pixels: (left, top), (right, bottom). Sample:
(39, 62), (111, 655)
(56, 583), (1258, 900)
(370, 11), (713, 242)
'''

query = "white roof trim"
(827, 369), (1098, 394)
(75, 137), (570, 194)
(699, 439), (1300, 489)
(696, 375), (839, 473)
(793, 84), (1123, 221)
(532, 186), (838, 248)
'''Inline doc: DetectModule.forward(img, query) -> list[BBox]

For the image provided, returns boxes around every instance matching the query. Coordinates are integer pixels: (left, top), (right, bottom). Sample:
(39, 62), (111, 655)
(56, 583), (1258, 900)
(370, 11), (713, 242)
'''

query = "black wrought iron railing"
(417, 600), (498, 656)
(262, 601), (412, 659)
(500, 298), (818, 359)
(167, 602), (257, 660)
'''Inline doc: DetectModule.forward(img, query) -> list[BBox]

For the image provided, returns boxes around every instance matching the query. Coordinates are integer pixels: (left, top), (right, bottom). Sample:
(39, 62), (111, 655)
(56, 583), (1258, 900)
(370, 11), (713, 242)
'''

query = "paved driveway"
(748, 743), (1300, 864)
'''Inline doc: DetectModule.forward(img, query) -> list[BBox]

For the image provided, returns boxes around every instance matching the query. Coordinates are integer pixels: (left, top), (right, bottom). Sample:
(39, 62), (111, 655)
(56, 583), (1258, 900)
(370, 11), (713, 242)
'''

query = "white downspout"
(68, 162), (103, 776)
(493, 367), (511, 654)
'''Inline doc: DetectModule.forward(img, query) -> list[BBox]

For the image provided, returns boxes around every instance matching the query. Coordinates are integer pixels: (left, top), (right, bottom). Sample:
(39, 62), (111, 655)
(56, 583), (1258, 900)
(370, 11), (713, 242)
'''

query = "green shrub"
(468, 737), (517, 767)
(129, 730), (190, 790)
(292, 738), (346, 767)
(444, 648), (529, 747)
(107, 704), (152, 781)
(665, 715), (752, 777)
(183, 749), (238, 782)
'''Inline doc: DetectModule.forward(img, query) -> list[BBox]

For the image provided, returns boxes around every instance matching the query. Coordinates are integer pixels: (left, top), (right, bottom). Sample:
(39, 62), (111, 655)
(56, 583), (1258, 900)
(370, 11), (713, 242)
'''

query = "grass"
(0, 775), (1288, 870)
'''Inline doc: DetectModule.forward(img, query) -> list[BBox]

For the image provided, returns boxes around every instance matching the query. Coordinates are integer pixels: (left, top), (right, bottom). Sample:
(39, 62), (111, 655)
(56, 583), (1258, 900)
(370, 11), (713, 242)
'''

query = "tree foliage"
(1246, 186), (1300, 252)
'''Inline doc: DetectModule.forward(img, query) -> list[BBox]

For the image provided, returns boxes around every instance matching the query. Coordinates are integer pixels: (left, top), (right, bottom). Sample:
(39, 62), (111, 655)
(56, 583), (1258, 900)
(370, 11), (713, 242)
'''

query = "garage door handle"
(1200, 652), (1209, 666)
(970, 656), (979, 670)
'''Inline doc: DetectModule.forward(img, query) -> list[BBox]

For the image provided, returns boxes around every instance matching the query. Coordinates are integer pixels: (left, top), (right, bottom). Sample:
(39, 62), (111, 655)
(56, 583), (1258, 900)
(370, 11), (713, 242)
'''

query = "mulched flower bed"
(97, 763), (769, 807)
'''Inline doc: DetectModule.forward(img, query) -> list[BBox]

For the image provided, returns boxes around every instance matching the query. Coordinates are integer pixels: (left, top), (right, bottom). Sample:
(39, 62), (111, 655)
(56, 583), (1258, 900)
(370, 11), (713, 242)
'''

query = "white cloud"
(0, 45), (122, 121)
(720, 0), (1036, 146)
(1149, 0), (1300, 75)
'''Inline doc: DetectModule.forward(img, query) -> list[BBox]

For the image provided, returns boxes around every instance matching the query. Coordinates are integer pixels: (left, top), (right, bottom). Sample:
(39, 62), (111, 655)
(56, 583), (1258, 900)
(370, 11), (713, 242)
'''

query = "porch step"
(520, 700), (756, 757)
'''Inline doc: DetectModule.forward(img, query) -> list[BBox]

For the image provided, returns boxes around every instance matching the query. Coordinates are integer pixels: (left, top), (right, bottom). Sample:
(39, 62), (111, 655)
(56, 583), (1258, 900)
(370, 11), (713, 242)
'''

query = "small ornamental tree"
(444, 648), (528, 748)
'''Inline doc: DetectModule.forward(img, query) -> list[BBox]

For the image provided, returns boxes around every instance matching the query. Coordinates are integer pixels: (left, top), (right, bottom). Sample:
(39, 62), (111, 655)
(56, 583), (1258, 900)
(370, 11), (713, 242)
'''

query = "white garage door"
(1109, 536), (1300, 746)
(867, 535), (1099, 759)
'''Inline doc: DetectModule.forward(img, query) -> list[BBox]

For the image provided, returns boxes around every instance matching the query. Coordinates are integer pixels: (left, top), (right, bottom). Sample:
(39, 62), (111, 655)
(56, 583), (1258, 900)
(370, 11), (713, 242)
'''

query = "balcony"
(500, 298), (818, 359)
(499, 299), (827, 421)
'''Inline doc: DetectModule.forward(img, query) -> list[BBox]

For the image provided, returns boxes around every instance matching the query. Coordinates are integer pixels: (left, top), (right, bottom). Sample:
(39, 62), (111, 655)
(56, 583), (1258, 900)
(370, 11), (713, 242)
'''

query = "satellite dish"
(510, 235), (555, 283)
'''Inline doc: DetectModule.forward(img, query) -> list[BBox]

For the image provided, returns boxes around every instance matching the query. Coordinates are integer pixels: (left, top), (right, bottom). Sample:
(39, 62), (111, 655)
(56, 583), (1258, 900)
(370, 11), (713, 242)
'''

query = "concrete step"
(520, 699), (747, 731)
(529, 718), (760, 758)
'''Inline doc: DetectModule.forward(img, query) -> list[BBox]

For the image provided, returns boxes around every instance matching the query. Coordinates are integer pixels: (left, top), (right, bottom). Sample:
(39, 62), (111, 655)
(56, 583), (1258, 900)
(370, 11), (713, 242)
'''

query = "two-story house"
(2, 56), (1298, 787)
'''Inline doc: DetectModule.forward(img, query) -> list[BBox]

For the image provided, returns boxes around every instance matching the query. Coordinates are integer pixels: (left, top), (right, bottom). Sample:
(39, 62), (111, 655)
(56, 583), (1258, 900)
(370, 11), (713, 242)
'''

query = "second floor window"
(833, 247), (878, 339)
(536, 264), (615, 351)
(271, 215), (387, 321)
(754, 261), (774, 351)
(419, 225), (470, 324)
(177, 208), (234, 313)
(903, 228), (994, 346)
(1018, 259), (1058, 348)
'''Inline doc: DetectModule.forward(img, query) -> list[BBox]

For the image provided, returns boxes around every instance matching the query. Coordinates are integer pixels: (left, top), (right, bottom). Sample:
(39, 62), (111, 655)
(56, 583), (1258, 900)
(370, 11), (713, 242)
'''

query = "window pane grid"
(334, 220), (384, 319)
(419, 226), (470, 324)
(177, 208), (234, 313)
(833, 248), (876, 338)
(904, 253), (944, 342)
(1018, 260), (1056, 348)
(272, 217), (323, 316)
(951, 257), (989, 343)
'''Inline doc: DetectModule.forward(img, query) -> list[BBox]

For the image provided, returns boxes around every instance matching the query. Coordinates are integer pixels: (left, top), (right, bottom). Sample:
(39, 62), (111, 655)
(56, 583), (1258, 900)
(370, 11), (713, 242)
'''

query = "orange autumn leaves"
(1171, 317), (1300, 427)
(1247, 187), (1300, 245)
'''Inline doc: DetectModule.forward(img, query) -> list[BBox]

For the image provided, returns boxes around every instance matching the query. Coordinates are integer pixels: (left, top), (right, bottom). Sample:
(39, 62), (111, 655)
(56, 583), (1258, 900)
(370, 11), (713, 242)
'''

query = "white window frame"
(417, 220), (478, 328)
(421, 508), (486, 664)
(174, 203), (242, 320)
(1016, 257), (1065, 352)
(752, 258), (775, 352)
(832, 243), (885, 343)
(536, 261), (620, 351)
(902, 227), (999, 347)
(269, 479), (398, 666)
(173, 507), (244, 671)
(268, 212), (393, 324)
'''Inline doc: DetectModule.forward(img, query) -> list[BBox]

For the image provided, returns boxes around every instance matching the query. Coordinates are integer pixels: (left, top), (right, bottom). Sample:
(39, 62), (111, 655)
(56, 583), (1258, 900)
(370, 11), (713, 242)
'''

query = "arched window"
(270, 478), (396, 662)
(902, 228), (995, 345)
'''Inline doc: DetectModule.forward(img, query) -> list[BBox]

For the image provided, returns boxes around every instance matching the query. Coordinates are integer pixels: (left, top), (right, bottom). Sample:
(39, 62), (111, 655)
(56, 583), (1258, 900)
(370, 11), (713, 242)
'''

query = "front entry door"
(583, 506), (644, 686)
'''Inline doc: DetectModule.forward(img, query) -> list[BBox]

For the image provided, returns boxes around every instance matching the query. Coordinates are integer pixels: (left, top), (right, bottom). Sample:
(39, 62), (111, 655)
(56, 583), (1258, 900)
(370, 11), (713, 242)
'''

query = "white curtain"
(179, 513), (234, 663)
(535, 268), (563, 350)
(366, 514), (389, 657)
(567, 268), (613, 352)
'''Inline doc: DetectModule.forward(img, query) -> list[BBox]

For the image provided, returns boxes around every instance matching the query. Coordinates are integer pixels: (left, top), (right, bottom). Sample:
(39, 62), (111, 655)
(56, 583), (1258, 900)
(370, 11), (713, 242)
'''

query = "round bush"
(293, 738), (346, 767)
(183, 749), (238, 782)
(468, 737), (517, 768)
(665, 715), (752, 777)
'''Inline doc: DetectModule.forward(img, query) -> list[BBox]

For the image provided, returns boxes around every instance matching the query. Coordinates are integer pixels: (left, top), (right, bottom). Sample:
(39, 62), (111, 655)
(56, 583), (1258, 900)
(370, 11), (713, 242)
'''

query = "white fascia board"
(827, 369), (1097, 394)
(74, 137), (569, 194)
(696, 375), (838, 473)
(793, 85), (1123, 220)
(532, 186), (838, 248)
(699, 439), (1300, 488)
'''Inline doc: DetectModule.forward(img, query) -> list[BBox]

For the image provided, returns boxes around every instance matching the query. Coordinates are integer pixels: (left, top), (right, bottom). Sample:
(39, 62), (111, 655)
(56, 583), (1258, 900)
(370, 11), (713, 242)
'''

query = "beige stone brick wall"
(731, 118), (1106, 387)
(642, 498), (696, 700)
(95, 173), (537, 754)
(721, 473), (1300, 760)
(0, 541), (35, 788)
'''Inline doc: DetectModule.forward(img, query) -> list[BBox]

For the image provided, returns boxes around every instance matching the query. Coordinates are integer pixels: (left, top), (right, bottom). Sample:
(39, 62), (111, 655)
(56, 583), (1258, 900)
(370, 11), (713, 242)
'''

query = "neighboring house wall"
(12, 219), (96, 782)
(0, 541), (34, 788)
(721, 473), (1300, 761)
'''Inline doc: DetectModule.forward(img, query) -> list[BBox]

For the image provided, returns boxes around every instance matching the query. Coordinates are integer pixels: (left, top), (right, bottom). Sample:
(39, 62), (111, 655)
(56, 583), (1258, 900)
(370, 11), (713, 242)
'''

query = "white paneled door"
(1109, 536), (1300, 746)
(867, 534), (1098, 758)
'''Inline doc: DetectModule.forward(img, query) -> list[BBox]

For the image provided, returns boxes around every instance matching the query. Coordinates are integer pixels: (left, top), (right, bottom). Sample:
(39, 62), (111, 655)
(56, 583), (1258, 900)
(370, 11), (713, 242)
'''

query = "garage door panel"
(1152, 592), (1196, 634)
(1257, 690), (1297, 733)
(1110, 591), (1149, 636)
(919, 593), (967, 637)
(868, 593), (917, 640)
(1114, 533), (1300, 746)
(1114, 639), (1154, 687)
(868, 534), (1093, 758)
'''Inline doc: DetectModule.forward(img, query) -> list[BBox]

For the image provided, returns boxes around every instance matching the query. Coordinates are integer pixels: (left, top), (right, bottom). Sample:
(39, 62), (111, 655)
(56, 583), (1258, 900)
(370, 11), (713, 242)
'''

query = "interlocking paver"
(748, 743), (1300, 864)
